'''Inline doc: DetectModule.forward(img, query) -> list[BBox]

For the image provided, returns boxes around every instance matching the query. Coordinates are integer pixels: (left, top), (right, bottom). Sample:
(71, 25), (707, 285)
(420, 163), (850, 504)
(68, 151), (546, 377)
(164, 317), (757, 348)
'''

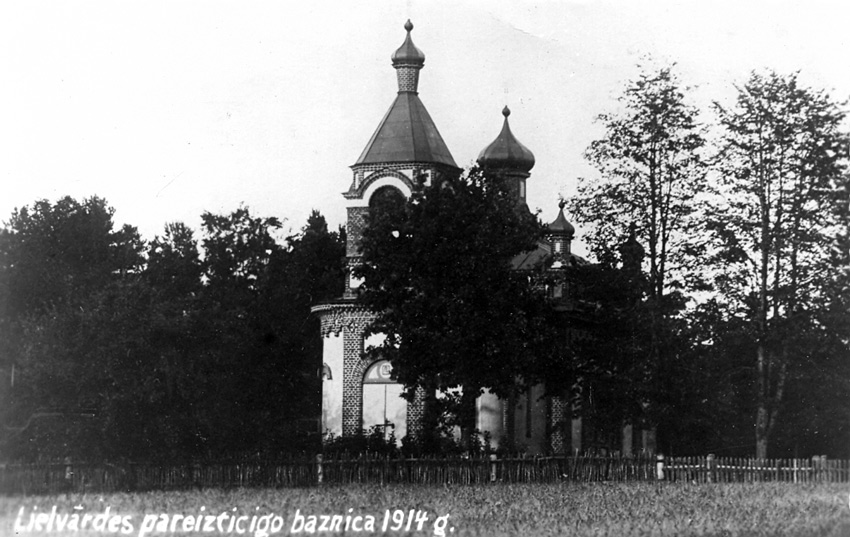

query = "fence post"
(316, 454), (323, 485)
(706, 454), (715, 483)
(655, 454), (665, 481)
(489, 454), (497, 483)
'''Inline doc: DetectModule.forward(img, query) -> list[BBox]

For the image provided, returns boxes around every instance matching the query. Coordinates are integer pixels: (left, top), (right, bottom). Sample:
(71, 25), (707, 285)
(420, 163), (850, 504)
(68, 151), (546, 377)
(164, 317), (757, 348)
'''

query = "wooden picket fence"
(2, 455), (848, 494)
(661, 455), (850, 484)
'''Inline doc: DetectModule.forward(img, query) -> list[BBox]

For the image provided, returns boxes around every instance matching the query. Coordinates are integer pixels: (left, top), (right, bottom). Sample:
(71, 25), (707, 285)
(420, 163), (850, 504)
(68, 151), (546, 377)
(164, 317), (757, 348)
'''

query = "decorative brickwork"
(503, 392), (516, 448)
(396, 66), (421, 93)
(344, 256), (362, 298)
(342, 327), (368, 436)
(406, 386), (426, 438)
(549, 394), (566, 454)
(313, 302), (375, 337)
(346, 206), (369, 257)
(346, 163), (458, 199)
(351, 162), (423, 175)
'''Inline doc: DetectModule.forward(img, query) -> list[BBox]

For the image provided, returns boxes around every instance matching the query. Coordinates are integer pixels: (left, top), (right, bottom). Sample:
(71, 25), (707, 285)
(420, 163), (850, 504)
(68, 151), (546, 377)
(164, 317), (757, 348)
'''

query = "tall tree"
(258, 211), (346, 446)
(567, 64), (708, 439)
(193, 207), (344, 454)
(356, 167), (555, 445)
(0, 197), (146, 459)
(709, 71), (849, 458)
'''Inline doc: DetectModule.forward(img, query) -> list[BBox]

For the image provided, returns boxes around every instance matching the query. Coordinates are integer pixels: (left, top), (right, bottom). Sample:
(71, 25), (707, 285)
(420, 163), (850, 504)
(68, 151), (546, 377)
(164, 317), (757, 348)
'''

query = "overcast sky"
(2, 1), (848, 251)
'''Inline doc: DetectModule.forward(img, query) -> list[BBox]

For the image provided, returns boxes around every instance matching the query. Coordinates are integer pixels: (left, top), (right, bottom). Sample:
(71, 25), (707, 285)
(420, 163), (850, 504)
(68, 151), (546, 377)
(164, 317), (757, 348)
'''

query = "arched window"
(369, 185), (406, 213)
(361, 359), (407, 443)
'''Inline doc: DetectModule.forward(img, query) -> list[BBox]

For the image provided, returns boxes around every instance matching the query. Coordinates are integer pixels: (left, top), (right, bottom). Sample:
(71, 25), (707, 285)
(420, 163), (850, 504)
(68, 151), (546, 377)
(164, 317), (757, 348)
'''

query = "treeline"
(566, 67), (850, 459)
(0, 200), (345, 462)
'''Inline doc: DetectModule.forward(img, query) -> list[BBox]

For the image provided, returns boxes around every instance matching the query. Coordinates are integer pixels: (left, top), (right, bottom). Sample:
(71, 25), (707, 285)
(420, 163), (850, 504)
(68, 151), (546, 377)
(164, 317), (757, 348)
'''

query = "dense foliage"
(568, 66), (849, 458)
(356, 167), (559, 447)
(0, 199), (345, 461)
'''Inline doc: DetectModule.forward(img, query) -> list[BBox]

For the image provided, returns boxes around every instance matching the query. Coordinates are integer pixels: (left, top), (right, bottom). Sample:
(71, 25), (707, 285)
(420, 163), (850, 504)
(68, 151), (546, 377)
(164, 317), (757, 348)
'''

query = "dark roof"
(512, 240), (552, 270)
(354, 92), (458, 168)
(477, 106), (535, 173)
(547, 205), (575, 237)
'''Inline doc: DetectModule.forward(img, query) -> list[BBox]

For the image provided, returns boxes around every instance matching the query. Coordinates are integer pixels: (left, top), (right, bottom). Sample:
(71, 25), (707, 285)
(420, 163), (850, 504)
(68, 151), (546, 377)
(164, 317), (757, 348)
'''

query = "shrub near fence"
(1, 455), (848, 494)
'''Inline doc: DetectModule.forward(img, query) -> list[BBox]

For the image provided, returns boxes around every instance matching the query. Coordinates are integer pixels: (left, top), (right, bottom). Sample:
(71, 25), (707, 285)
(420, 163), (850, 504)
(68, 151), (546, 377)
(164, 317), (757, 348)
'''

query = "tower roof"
(477, 107), (535, 173)
(354, 93), (458, 168)
(353, 22), (458, 170)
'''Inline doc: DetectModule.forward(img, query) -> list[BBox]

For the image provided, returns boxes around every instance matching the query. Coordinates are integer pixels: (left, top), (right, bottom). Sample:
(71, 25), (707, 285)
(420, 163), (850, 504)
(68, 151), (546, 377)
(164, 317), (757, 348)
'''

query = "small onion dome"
(548, 200), (575, 238)
(619, 222), (645, 265)
(391, 20), (425, 65)
(477, 106), (535, 173)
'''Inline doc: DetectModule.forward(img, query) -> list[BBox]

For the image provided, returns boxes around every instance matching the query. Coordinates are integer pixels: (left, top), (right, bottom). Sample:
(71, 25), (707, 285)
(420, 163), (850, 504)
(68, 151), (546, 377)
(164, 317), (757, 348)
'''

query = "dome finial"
(502, 106), (511, 118)
(392, 19), (426, 93)
(558, 198), (567, 210)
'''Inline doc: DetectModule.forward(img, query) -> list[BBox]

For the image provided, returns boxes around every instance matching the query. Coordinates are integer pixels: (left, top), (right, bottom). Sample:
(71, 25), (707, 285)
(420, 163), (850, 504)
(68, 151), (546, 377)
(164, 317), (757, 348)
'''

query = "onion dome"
(548, 200), (575, 239)
(477, 106), (535, 173)
(391, 20), (425, 66)
(619, 222), (645, 270)
(391, 20), (425, 93)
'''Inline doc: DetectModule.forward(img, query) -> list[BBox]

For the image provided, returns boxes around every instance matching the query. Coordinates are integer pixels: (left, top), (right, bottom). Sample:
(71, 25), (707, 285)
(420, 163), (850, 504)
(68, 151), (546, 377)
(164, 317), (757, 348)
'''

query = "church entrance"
(362, 360), (407, 443)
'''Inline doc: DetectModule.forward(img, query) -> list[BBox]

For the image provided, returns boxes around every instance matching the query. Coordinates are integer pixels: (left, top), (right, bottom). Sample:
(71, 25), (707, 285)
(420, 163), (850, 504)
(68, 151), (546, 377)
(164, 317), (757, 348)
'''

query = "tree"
(569, 63), (707, 295)
(0, 197), (145, 458)
(250, 211), (346, 449)
(566, 63), (708, 441)
(355, 167), (556, 445)
(563, 255), (654, 449)
(0, 196), (144, 318)
(709, 71), (849, 458)
(192, 207), (344, 455)
(145, 221), (202, 297)
(1, 197), (347, 460)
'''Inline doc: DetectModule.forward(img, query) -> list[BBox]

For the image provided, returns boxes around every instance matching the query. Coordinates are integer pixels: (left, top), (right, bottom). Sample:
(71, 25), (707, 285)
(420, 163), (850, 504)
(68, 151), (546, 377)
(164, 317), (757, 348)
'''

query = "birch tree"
(567, 64), (708, 433)
(710, 71), (849, 458)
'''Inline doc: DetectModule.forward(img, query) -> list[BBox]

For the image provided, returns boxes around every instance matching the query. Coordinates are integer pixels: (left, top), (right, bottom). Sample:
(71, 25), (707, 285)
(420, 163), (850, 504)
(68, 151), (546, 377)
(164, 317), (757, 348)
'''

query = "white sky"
(2, 0), (849, 250)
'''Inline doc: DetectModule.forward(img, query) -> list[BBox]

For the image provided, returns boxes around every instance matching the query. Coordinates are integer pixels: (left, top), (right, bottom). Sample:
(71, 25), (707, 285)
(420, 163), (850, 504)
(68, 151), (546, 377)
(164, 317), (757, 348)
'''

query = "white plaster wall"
(321, 332), (344, 437)
(476, 389), (503, 449)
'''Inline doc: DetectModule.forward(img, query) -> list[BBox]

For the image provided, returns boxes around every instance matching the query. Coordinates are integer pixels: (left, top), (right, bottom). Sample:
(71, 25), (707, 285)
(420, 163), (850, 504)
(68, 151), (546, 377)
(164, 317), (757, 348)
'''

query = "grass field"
(2, 482), (849, 536)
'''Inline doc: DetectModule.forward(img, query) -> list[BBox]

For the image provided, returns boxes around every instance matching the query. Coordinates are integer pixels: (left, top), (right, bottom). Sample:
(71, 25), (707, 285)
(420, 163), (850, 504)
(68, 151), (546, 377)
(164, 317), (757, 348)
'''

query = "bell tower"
(312, 21), (460, 441)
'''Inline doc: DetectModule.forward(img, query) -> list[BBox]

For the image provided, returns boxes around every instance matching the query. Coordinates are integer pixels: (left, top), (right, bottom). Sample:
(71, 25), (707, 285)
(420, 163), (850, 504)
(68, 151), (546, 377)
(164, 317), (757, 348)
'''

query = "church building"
(312, 21), (634, 455)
